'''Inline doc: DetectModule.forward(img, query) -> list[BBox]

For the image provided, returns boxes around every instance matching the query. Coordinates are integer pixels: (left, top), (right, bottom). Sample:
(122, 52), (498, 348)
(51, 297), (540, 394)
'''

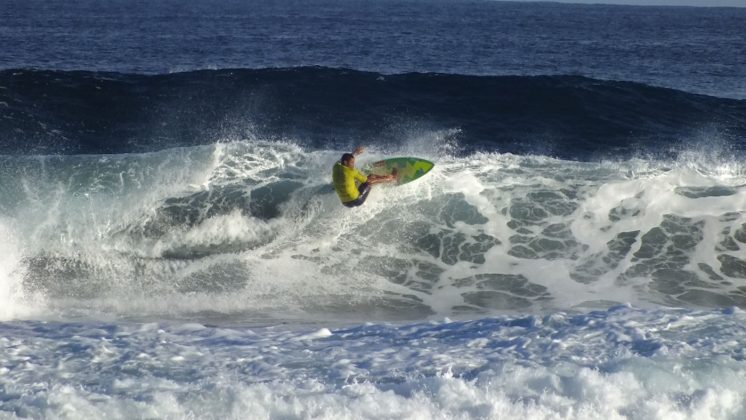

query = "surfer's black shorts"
(342, 182), (371, 208)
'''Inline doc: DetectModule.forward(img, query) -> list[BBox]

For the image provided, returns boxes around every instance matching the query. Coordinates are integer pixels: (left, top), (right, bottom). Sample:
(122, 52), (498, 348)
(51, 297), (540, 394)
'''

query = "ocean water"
(2, 0), (746, 418)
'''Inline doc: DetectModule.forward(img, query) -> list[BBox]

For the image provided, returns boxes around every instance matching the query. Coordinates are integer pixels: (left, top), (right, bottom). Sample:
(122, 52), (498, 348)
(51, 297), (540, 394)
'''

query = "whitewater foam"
(1, 140), (746, 322)
(1, 307), (744, 419)
(0, 221), (31, 320)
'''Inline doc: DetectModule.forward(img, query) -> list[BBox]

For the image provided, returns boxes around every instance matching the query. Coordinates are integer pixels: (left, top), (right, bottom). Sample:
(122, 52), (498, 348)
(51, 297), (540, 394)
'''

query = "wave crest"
(2, 67), (745, 159)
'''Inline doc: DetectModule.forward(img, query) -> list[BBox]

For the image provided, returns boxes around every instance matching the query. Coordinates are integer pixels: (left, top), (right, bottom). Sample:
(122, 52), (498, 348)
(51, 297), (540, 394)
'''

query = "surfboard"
(367, 157), (434, 185)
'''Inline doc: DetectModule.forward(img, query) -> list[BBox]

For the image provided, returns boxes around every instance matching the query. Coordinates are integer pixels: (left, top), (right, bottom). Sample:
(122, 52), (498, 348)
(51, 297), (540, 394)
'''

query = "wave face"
(2, 140), (746, 322)
(2, 68), (745, 159)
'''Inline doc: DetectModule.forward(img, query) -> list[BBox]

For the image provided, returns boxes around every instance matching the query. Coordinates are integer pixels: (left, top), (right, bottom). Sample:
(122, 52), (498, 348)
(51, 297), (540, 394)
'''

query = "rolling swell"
(2, 67), (745, 159)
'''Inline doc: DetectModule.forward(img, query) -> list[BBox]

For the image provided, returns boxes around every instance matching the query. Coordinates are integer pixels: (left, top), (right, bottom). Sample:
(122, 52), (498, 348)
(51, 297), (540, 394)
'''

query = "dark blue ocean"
(2, 1), (746, 418)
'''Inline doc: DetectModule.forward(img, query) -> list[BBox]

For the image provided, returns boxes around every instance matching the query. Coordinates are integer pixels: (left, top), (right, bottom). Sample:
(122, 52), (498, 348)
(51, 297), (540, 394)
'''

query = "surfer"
(332, 146), (395, 207)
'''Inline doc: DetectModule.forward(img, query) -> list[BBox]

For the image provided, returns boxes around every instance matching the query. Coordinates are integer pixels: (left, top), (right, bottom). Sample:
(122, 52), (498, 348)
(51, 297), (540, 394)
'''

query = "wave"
(1, 139), (746, 321)
(1, 67), (745, 159)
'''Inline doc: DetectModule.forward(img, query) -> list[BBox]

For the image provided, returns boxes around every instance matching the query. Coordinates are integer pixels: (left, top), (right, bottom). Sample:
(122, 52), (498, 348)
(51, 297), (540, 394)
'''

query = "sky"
(515, 0), (746, 6)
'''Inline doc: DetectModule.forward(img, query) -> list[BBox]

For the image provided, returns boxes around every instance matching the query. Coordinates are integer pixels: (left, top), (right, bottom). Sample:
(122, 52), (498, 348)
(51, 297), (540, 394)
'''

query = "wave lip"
(2, 67), (745, 159)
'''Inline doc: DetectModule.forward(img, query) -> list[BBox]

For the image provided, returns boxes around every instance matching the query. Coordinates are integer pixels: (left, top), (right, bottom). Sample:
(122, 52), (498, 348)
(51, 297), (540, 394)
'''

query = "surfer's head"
(341, 153), (355, 167)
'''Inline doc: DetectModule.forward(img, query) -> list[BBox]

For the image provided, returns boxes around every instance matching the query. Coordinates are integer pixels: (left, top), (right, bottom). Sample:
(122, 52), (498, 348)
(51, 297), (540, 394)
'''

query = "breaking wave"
(1, 138), (745, 322)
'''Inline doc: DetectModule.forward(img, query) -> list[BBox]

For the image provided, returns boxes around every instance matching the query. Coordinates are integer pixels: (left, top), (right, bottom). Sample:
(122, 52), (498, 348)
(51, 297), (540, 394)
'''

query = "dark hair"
(341, 153), (355, 164)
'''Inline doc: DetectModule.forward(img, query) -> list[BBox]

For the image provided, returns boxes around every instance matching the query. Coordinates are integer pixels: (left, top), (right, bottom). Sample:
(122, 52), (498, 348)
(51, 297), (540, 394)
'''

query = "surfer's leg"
(358, 182), (371, 198)
(342, 183), (371, 208)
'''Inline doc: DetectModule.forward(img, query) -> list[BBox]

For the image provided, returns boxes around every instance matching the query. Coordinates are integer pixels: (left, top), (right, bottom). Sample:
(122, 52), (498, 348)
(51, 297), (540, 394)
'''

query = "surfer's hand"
(352, 146), (365, 155)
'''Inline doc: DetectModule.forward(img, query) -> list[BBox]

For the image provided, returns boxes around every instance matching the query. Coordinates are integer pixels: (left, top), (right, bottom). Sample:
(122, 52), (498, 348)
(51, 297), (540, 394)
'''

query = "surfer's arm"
(366, 174), (396, 184)
(351, 147), (395, 183)
(352, 167), (391, 185)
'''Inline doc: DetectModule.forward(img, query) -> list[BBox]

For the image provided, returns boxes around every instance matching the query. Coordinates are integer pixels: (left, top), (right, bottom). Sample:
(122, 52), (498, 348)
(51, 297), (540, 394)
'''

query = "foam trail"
(1, 307), (745, 419)
(0, 221), (40, 320)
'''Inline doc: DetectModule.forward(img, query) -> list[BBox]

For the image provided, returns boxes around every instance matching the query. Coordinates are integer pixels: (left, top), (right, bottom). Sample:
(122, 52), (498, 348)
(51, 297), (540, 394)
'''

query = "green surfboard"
(367, 157), (435, 185)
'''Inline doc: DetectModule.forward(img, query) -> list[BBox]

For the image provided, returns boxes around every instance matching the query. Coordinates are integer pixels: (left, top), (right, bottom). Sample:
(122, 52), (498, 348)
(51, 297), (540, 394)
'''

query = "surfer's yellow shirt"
(332, 162), (368, 203)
